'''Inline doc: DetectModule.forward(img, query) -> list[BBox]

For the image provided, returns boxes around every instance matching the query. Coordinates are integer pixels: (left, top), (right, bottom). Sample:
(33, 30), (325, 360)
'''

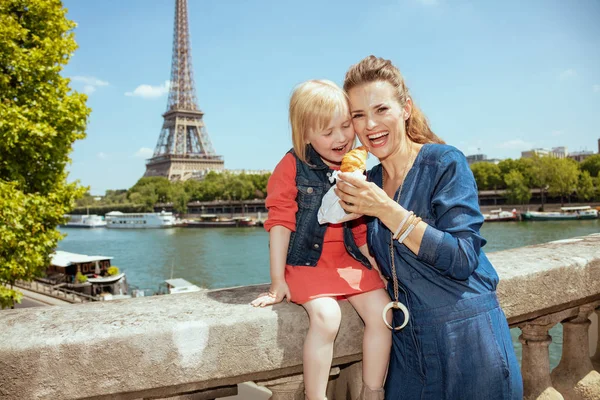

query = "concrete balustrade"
(1, 234), (599, 400)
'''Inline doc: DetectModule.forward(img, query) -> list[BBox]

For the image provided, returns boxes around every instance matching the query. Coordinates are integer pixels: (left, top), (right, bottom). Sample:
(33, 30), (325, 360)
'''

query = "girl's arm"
(358, 243), (387, 283)
(267, 225), (292, 300)
(251, 153), (297, 307)
(251, 225), (292, 307)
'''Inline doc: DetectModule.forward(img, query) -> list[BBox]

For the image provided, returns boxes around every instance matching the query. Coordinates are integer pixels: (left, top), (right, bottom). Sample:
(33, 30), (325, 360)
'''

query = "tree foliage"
(546, 158), (580, 205)
(504, 170), (531, 205)
(470, 162), (502, 190)
(576, 171), (594, 202)
(73, 171), (273, 215)
(0, 0), (89, 308)
(580, 154), (600, 178)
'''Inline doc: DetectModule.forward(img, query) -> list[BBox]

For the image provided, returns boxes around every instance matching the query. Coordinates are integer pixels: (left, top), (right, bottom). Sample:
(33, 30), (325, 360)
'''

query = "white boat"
(160, 278), (203, 294)
(483, 208), (518, 222)
(61, 214), (107, 228)
(105, 210), (176, 228)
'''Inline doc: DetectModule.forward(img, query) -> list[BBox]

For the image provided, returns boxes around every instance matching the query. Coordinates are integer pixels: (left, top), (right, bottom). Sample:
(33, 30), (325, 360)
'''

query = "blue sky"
(61, 0), (600, 195)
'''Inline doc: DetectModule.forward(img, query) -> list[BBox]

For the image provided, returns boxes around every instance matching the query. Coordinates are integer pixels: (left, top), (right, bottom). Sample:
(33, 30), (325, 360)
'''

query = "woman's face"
(348, 81), (411, 161)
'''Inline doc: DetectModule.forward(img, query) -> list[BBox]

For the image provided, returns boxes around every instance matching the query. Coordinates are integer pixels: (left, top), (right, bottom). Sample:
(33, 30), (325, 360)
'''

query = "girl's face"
(306, 108), (355, 167)
(348, 81), (411, 161)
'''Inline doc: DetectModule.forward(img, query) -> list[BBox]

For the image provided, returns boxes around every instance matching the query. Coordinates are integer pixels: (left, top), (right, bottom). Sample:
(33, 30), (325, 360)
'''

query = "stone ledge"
(0, 234), (599, 400)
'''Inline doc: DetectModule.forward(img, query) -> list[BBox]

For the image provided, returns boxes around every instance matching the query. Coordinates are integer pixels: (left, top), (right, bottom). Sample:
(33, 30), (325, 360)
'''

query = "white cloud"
(72, 76), (109, 86)
(593, 84), (600, 93)
(97, 152), (108, 160)
(558, 69), (577, 80)
(71, 76), (108, 95)
(83, 85), (96, 94)
(134, 147), (154, 158)
(496, 139), (533, 150)
(125, 81), (170, 99)
(551, 130), (563, 137)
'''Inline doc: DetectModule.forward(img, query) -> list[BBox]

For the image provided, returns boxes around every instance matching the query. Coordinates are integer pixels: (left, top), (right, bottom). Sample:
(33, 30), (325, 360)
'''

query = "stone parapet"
(0, 234), (599, 400)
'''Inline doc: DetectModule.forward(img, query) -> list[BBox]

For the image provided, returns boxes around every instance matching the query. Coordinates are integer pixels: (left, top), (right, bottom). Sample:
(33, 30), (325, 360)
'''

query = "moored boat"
(521, 206), (599, 221)
(183, 214), (237, 228)
(231, 216), (258, 227)
(61, 214), (107, 228)
(157, 278), (203, 295)
(105, 210), (176, 228)
(45, 250), (130, 300)
(483, 208), (518, 222)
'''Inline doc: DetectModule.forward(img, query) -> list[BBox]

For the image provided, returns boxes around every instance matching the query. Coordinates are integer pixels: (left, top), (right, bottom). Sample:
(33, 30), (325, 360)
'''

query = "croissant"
(341, 146), (368, 173)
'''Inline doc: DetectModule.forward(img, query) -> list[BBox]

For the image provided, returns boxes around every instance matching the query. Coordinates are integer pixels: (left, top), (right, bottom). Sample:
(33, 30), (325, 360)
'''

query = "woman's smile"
(366, 130), (390, 148)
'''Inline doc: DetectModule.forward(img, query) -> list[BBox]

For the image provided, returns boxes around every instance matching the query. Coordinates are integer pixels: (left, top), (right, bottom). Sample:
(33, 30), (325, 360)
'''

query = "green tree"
(529, 155), (555, 210)
(576, 171), (594, 202)
(226, 174), (255, 200)
(171, 182), (190, 214)
(504, 170), (531, 205)
(580, 154), (600, 178)
(0, 0), (89, 308)
(596, 172), (600, 201)
(249, 173), (270, 198)
(470, 162), (490, 190)
(202, 171), (226, 200)
(547, 158), (579, 205)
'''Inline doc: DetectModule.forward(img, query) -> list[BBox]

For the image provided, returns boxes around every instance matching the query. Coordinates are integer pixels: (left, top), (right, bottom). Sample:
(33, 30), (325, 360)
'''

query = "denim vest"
(286, 145), (371, 269)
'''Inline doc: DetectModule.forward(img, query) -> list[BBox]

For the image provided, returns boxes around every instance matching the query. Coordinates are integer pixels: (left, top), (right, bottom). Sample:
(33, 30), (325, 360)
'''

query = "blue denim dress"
(367, 144), (523, 400)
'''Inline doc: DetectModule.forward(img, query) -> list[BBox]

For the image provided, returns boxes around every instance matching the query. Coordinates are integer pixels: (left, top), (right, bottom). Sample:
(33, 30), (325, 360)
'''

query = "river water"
(57, 219), (599, 368)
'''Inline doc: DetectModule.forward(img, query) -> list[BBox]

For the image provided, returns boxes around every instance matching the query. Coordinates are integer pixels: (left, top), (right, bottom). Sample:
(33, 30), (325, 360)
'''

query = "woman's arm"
(413, 151), (485, 280)
(336, 150), (484, 281)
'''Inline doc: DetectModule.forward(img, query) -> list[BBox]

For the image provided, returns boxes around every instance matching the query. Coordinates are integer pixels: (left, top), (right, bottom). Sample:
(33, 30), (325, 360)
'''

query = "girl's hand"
(251, 279), (292, 307)
(335, 172), (392, 218)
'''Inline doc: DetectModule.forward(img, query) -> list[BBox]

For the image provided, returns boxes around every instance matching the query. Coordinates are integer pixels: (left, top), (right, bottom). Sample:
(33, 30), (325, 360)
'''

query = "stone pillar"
(551, 304), (600, 400)
(258, 374), (305, 400)
(519, 321), (564, 400)
(592, 308), (600, 372)
(332, 362), (362, 400)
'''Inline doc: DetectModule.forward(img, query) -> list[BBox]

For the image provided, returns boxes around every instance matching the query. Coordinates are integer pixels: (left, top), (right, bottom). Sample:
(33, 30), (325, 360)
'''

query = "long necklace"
(381, 150), (413, 331)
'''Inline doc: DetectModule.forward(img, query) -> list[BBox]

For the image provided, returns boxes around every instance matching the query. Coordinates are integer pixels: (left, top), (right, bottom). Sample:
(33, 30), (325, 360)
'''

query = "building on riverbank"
(522, 146), (568, 159)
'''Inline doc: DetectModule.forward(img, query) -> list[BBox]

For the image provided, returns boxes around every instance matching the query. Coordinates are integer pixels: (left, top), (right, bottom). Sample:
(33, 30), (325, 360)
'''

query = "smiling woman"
(335, 56), (524, 400)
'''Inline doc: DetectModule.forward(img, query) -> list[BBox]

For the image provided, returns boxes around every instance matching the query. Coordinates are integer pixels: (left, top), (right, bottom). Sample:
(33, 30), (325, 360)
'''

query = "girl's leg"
(302, 297), (342, 400)
(347, 289), (392, 390)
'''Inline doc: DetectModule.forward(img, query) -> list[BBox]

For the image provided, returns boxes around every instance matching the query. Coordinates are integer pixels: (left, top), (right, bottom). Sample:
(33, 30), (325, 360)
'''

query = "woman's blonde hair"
(343, 56), (444, 145)
(289, 79), (349, 164)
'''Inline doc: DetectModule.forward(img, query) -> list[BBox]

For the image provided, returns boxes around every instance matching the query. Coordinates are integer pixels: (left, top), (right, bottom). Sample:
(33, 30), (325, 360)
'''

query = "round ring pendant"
(382, 301), (410, 331)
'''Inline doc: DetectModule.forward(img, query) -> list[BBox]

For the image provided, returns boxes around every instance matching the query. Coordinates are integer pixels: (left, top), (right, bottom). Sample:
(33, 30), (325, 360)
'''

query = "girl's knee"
(308, 302), (341, 337)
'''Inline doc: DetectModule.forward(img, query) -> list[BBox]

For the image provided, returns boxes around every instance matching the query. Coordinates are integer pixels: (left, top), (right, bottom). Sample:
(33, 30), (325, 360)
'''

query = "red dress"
(264, 153), (385, 304)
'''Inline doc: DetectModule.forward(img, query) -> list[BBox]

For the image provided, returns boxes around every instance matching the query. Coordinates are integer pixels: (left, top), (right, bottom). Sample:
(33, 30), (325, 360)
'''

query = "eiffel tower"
(144, 0), (224, 181)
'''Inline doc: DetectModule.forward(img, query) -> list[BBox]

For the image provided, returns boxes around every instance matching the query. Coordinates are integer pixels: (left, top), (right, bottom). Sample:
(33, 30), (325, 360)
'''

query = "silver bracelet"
(397, 223), (416, 244)
(393, 210), (413, 239)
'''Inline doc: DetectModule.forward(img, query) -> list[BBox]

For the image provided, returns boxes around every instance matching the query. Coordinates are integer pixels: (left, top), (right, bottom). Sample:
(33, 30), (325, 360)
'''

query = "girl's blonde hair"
(289, 79), (349, 164)
(343, 56), (445, 145)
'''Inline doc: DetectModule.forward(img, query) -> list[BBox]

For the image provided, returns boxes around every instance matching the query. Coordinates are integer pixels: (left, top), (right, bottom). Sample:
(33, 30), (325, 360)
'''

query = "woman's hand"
(251, 279), (291, 307)
(335, 172), (392, 218)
